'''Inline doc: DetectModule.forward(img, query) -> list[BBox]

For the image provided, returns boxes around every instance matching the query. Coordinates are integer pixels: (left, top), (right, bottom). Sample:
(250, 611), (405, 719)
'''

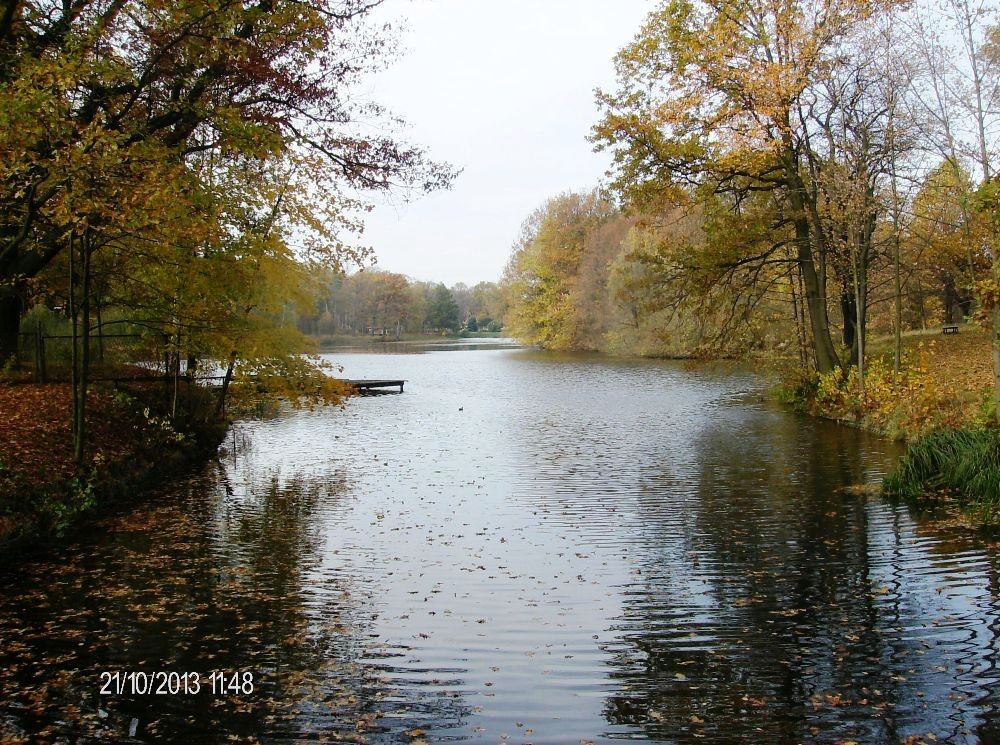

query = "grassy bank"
(882, 428), (1000, 523)
(785, 324), (995, 441)
(0, 382), (227, 562)
(782, 324), (999, 524)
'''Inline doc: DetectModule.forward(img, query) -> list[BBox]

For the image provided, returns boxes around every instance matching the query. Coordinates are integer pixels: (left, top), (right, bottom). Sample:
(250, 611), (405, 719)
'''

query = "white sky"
(357, 0), (654, 287)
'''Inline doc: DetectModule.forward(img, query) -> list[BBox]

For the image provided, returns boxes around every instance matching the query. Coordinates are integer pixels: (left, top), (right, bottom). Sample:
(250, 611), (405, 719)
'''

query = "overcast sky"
(357, 0), (653, 287)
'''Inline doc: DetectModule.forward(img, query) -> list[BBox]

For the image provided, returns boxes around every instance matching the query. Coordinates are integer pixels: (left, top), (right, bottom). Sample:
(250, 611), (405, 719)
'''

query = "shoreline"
(506, 331), (1000, 525)
(0, 383), (228, 569)
(309, 331), (507, 350)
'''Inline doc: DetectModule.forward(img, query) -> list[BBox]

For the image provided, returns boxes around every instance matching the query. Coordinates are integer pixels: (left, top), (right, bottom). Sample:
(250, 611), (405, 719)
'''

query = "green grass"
(883, 428), (1000, 521)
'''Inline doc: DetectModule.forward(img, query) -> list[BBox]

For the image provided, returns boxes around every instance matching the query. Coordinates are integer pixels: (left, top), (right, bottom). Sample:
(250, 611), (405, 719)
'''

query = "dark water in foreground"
(3, 341), (1000, 743)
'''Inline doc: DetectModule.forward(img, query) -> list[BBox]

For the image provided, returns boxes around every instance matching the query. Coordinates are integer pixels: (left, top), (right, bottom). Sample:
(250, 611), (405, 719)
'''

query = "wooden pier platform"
(347, 379), (405, 393)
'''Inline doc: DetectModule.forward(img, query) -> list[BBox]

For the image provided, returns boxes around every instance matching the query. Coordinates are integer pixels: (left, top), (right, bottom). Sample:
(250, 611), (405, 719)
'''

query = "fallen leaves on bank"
(0, 383), (151, 488)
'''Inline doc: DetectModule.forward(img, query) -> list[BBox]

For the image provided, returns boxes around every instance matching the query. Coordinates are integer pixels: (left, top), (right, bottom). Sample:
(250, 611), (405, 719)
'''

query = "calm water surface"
(3, 340), (1000, 743)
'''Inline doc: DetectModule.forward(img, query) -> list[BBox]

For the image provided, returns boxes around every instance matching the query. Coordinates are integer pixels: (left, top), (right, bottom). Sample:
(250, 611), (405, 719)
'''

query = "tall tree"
(425, 283), (460, 333)
(0, 0), (452, 362)
(502, 191), (615, 349)
(593, 0), (908, 372)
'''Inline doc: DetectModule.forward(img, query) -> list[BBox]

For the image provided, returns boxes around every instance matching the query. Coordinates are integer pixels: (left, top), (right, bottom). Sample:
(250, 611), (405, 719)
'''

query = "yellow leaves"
(976, 276), (1000, 312)
(809, 327), (994, 439)
(502, 191), (618, 350)
(226, 354), (352, 414)
(614, 0), (839, 130)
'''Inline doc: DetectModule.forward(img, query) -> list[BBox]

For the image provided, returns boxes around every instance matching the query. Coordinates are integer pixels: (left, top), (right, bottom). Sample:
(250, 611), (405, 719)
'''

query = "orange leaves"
(808, 327), (995, 440)
(976, 276), (1000, 313)
(1, 384), (82, 486)
(0, 383), (151, 489)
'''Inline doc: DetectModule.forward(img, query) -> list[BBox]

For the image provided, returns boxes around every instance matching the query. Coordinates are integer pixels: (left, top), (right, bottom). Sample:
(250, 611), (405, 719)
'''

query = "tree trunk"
(894, 231), (902, 375)
(800, 250), (840, 372)
(790, 266), (808, 369)
(186, 354), (198, 421)
(852, 247), (866, 396)
(69, 232), (79, 446)
(214, 352), (237, 420)
(917, 283), (928, 330)
(0, 289), (22, 365)
(171, 333), (180, 421)
(74, 230), (92, 466)
(888, 124), (903, 376)
(841, 292), (857, 365)
(841, 277), (870, 369)
(957, 289), (974, 321)
(994, 310), (1000, 426)
(785, 150), (840, 373)
(95, 297), (105, 364)
(796, 227), (840, 373)
(942, 275), (959, 325)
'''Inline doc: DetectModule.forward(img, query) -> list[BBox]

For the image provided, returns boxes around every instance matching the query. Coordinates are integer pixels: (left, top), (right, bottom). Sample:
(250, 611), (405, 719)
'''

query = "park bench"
(942, 324), (959, 334)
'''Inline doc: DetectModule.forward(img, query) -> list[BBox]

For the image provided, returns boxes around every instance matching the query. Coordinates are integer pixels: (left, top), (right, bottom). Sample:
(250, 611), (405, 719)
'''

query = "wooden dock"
(347, 379), (405, 394)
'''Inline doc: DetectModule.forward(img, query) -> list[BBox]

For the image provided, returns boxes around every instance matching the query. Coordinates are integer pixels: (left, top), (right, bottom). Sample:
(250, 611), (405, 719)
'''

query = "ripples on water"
(2, 341), (1000, 743)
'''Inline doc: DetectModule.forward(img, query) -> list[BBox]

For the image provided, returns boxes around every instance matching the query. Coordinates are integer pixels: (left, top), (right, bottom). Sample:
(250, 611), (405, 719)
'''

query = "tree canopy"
(0, 0), (455, 462)
(500, 0), (1000, 422)
(0, 0), (453, 356)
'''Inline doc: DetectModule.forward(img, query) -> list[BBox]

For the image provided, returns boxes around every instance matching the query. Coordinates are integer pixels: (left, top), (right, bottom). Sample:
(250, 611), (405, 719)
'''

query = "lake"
(2, 340), (1000, 743)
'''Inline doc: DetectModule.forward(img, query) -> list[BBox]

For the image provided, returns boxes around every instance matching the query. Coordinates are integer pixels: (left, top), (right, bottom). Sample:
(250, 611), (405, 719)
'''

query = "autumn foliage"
(503, 0), (1000, 436)
(0, 380), (213, 547)
(0, 1), (453, 476)
(803, 329), (997, 439)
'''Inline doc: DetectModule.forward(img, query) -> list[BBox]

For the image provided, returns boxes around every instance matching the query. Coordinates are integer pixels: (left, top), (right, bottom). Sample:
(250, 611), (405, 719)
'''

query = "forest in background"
(294, 271), (505, 340)
(502, 0), (1000, 430)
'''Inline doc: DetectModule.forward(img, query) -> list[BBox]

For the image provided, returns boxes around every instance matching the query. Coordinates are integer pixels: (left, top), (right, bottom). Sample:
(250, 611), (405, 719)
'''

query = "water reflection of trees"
(602, 408), (1000, 744)
(0, 457), (470, 742)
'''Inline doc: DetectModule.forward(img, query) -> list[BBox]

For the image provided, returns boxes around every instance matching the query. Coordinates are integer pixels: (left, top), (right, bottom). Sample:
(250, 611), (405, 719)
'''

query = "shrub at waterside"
(883, 429), (1000, 522)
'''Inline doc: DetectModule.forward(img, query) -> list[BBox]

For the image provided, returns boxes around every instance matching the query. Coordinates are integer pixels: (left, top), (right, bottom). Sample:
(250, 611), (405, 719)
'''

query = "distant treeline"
(296, 271), (506, 338)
